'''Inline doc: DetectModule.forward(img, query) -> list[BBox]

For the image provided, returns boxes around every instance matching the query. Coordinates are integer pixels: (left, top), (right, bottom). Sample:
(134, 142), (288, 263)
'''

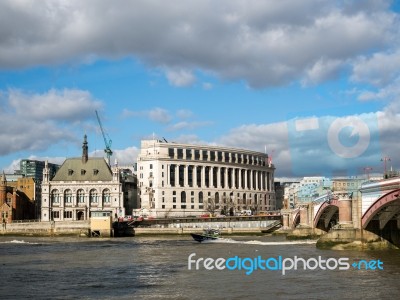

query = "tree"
(205, 197), (217, 216)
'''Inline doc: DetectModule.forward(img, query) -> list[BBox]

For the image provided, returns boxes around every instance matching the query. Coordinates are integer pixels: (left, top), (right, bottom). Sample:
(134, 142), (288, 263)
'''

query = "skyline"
(1, 1), (400, 178)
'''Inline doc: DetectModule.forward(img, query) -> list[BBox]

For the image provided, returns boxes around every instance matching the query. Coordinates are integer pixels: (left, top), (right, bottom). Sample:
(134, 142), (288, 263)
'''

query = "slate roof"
(52, 157), (113, 181)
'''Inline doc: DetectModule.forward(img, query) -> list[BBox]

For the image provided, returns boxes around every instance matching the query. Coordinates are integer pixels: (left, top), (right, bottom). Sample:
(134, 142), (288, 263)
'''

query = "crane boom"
(95, 110), (113, 165)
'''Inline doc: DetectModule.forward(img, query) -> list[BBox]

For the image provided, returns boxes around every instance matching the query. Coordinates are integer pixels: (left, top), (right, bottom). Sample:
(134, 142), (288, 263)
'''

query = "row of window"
(51, 188), (111, 204)
(168, 148), (269, 167)
(67, 169), (100, 176)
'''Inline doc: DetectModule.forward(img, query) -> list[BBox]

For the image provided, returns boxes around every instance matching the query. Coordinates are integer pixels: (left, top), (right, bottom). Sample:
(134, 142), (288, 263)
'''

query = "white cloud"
(302, 58), (343, 86)
(114, 146), (139, 166)
(0, 88), (102, 156)
(167, 121), (213, 131)
(351, 50), (400, 87)
(176, 109), (193, 119)
(165, 69), (196, 87)
(122, 107), (172, 123)
(0, 1), (397, 88)
(8, 89), (102, 121)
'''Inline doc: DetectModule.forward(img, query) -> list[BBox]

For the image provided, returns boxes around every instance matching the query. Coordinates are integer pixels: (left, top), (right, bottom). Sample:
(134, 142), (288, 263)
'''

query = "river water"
(0, 235), (399, 300)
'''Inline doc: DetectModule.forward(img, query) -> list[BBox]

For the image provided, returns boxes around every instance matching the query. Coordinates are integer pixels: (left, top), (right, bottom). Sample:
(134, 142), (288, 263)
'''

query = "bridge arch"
(313, 199), (339, 231)
(362, 189), (400, 230)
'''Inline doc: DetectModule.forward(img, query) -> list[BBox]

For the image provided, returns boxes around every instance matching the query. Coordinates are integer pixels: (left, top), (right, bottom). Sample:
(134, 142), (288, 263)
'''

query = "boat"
(190, 228), (220, 242)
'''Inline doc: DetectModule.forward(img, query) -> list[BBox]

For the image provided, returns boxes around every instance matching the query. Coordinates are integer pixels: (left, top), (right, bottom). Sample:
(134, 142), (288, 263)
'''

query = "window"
(68, 169), (74, 176)
(90, 189), (98, 204)
(77, 189), (85, 203)
(64, 211), (72, 219)
(81, 169), (86, 176)
(52, 211), (60, 219)
(103, 189), (111, 204)
(64, 189), (73, 204)
(93, 169), (99, 176)
(51, 189), (60, 204)
(150, 164), (153, 169)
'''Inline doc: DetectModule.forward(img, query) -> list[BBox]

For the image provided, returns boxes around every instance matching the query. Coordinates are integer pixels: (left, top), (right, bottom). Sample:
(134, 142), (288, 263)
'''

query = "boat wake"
(201, 238), (316, 245)
(0, 240), (41, 245)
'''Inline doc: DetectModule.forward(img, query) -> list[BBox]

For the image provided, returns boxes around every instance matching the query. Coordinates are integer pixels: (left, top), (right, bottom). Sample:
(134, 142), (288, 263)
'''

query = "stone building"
(41, 135), (137, 222)
(136, 139), (276, 218)
(0, 172), (35, 223)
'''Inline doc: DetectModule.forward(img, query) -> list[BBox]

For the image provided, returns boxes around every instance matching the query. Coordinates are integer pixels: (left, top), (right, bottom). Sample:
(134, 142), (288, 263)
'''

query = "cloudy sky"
(1, 0), (400, 178)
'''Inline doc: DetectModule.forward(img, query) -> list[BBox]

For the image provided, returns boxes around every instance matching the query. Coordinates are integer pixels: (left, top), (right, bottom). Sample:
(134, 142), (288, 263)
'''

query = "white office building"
(136, 139), (276, 217)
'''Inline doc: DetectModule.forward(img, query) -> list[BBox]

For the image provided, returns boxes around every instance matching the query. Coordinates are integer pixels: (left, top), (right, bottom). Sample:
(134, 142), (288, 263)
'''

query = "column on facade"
(167, 164), (170, 187)
(255, 171), (259, 190)
(175, 164), (180, 187)
(217, 166), (221, 188)
(250, 170), (253, 190)
(232, 168), (236, 189)
(238, 169), (242, 189)
(184, 165), (188, 187)
(193, 165), (198, 188)
(262, 171), (266, 191)
(201, 166), (205, 188)
(224, 167), (228, 189)
(210, 166), (214, 188)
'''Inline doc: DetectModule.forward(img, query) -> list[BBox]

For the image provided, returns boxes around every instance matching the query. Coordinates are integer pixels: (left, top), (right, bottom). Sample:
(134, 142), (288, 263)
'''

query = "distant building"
(136, 139), (276, 218)
(297, 177), (332, 203)
(41, 135), (138, 222)
(0, 172), (35, 223)
(274, 182), (284, 210)
(283, 181), (300, 209)
(20, 159), (59, 182)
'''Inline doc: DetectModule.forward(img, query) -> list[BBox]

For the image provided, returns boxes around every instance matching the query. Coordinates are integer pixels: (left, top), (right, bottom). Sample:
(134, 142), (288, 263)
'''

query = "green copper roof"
(52, 157), (113, 181)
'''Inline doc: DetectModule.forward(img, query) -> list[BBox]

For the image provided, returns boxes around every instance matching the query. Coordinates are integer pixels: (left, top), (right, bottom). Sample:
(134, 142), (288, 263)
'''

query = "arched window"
(77, 189), (85, 203)
(103, 189), (111, 205)
(51, 189), (60, 204)
(64, 189), (73, 204)
(90, 189), (98, 204)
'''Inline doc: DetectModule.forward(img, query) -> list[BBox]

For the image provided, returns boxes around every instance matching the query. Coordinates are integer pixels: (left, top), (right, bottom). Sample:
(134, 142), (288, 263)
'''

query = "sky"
(1, 0), (400, 179)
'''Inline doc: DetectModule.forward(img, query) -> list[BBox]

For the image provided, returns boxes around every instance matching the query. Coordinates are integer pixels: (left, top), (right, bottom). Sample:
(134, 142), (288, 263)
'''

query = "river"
(0, 235), (399, 299)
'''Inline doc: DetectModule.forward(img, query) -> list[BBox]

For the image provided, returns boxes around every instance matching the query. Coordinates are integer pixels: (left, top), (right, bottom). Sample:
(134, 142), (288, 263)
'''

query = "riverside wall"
(0, 219), (278, 237)
(1, 221), (90, 236)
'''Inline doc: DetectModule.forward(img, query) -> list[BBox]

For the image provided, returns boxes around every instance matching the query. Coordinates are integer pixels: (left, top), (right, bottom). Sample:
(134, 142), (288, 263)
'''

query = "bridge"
(281, 177), (400, 247)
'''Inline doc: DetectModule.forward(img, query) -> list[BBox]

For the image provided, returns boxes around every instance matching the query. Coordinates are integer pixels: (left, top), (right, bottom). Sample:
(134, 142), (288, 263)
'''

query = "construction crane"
(95, 110), (113, 166)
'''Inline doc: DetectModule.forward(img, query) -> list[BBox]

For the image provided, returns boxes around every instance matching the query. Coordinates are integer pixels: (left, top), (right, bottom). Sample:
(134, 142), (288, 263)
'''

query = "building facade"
(1, 172), (35, 223)
(137, 139), (276, 217)
(41, 135), (137, 222)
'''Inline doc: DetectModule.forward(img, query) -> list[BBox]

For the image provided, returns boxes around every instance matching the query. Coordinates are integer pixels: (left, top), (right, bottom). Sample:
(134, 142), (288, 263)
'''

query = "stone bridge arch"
(292, 209), (300, 228)
(313, 199), (339, 231)
(361, 189), (400, 246)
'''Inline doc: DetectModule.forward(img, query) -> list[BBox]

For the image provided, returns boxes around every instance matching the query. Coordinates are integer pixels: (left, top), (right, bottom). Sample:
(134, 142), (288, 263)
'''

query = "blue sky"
(1, 0), (400, 178)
